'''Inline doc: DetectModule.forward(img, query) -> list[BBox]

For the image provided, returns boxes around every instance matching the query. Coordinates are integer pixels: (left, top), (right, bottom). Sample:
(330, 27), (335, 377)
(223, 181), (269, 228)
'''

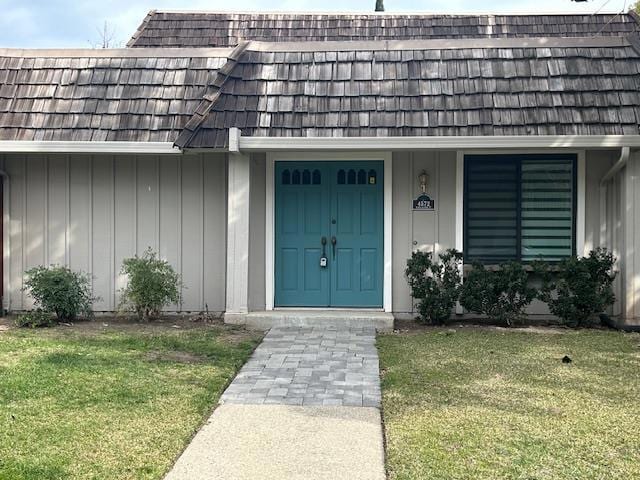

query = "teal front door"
(275, 161), (384, 307)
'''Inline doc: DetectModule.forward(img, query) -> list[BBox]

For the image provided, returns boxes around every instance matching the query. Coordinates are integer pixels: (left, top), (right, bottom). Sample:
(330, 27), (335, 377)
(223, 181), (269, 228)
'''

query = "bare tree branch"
(88, 21), (120, 49)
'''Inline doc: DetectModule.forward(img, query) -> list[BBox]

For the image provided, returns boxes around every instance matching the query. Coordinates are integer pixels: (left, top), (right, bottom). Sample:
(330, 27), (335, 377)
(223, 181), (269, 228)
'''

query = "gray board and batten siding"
(0, 152), (227, 313)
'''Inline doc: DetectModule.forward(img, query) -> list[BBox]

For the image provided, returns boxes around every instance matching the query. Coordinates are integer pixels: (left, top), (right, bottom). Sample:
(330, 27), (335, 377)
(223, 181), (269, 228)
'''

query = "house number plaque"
(412, 194), (435, 211)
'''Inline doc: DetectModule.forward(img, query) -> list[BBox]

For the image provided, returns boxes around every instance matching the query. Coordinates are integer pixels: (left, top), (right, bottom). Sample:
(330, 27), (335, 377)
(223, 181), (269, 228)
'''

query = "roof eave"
(236, 135), (640, 152)
(0, 141), (183, 154)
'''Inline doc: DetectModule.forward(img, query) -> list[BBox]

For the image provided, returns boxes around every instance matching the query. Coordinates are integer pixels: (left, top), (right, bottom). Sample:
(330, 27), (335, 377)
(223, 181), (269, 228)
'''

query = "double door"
(274, 161), (384, 307)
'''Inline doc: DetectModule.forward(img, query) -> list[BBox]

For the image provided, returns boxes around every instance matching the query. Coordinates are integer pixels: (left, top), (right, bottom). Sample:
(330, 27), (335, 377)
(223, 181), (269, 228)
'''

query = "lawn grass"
(378, 327), (640, 480)
(0, 320), (262, 480)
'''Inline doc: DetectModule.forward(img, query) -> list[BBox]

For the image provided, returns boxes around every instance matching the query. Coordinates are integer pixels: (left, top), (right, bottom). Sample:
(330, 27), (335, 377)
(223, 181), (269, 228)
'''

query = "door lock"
(320, 236), (328, 268)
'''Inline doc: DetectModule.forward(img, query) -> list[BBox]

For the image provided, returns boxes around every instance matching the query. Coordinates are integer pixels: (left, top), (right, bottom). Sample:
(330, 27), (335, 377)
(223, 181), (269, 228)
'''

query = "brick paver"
(219, 327), (381, 407)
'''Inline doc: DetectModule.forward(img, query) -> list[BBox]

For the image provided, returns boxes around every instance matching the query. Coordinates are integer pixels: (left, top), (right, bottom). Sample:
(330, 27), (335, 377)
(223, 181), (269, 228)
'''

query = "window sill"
(463, 264), (562, 273)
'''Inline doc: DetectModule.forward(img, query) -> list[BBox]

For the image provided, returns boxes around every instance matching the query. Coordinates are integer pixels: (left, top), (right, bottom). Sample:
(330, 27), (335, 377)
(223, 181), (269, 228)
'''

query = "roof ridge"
(174, 41), (250, 149)
(244, 36), (629, 53)
(0, 47), (233, 58)
(145, 10), (628, 17)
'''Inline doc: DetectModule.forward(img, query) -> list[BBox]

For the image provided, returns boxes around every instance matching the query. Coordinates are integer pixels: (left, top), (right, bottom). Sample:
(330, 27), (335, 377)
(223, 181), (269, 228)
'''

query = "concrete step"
(224, 310), (394, 331)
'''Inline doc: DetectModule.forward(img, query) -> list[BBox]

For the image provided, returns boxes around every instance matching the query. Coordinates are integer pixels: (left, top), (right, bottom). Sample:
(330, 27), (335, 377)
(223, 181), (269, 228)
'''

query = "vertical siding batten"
(44, 156), (49, 266)
(65, 155), (70, 266)
(200, 154), (205, 309)
(177, 155), (183, 310)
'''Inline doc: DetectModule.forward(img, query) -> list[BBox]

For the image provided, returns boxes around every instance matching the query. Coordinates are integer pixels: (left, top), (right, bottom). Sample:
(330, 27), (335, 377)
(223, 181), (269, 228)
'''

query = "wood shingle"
(0, 49), (228, 142)
(128, 11), (640, 48)
(176, 38), (640, 148)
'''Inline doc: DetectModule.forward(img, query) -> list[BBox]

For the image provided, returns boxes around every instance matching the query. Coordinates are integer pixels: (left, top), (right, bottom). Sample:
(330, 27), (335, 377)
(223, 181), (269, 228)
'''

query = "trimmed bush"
(119, 248), (181, 320)
(536, 248), (616, 327)
(405, 249), (463, 324)
(23, 265), (93, 321)
(14, 310), (56, 328)
(459, 261), (537, 326)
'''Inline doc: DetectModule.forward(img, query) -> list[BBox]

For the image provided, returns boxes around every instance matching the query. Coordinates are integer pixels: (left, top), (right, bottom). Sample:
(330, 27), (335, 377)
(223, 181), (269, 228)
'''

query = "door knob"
(331, 236), (337, 260)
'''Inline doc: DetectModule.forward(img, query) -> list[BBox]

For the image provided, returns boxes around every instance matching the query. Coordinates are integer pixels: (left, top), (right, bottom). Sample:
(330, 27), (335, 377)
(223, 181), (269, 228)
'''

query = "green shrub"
(119, 248), (181, 320)
(23, 266), (93, 321)
(536, 248), (616, 327)
(405, 249), (463, 324)
(459, 261), (537, 326)
(14, 309), (56, 328)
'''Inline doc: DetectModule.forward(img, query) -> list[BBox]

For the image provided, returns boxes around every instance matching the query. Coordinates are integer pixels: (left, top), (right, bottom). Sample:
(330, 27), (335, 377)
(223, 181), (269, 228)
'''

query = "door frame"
(266, 151), (393, 312)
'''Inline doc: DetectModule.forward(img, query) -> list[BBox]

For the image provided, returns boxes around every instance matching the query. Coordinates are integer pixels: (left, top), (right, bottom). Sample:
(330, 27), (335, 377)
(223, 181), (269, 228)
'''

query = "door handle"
(331, 236), (337, 260)
(320, 237), (328, 268)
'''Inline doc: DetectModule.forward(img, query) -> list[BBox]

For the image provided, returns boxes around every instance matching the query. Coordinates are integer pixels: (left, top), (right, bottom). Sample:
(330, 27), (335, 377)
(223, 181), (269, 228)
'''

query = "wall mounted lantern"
(418, 170), (429, 193)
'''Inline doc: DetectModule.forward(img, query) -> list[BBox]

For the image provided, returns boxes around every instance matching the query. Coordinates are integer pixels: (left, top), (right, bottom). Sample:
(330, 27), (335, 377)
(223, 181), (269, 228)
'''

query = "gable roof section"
(128, 11), (640, 48)
(175, 36), (640, 149)
(0, 48), (229, 142)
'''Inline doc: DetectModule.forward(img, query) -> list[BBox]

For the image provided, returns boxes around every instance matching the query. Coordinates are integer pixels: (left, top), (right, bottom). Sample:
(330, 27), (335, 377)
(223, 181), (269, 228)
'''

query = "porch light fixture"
(418, 170), (429, 193)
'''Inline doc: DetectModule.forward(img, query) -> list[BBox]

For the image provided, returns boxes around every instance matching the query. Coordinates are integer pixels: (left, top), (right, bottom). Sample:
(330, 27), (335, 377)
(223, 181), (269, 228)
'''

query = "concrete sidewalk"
(164, 405), (386, 480)
(164, 327), (386, 480)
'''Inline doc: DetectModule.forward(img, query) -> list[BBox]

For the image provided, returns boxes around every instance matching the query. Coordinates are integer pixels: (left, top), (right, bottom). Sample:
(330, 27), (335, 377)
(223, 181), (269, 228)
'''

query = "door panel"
(330, 162), (383, 307)
(274, 161), (383, 308)
(275, 163), (330, 306)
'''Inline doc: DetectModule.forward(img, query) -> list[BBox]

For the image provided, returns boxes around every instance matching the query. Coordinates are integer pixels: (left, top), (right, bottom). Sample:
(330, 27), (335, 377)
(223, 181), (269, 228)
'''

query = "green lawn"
(378, 327), (640, 480)
(0, 321), (262, 480)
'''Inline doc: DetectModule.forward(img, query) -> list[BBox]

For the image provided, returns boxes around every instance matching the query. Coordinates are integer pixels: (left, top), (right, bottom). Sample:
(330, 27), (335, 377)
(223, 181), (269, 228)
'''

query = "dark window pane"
(302, 169), (311, 185)
(520, 159), (574, 261)
(337, 169), (345, 184)
(464, 154), (576, 264)
(282, 169), (290, 185)
(347, 169), (356, 184)
(292, 170), (300, 184)
(357, 169), (366, 184)
(312, 169), (321, 184)
(465, 158), (518, 263)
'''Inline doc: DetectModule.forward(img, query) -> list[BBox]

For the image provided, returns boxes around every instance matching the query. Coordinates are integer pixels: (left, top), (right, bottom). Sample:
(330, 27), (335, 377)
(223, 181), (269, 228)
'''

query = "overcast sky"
(0, 0), (630, 48)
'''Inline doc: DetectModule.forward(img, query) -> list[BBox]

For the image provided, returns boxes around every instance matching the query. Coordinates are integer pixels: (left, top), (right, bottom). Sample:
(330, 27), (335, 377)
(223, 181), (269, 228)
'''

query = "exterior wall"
(392, 151), (457, 317)
(234, 148), (622, 319)
(393, 149), (616, 319)
(621, 150), (640, 324)
(248, 153), (266, 311)
(0, 152), (227, 313)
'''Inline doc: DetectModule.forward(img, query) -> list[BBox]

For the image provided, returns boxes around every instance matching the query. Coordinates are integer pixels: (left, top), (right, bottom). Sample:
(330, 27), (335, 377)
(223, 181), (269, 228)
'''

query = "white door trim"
(265, 151), (393, 312)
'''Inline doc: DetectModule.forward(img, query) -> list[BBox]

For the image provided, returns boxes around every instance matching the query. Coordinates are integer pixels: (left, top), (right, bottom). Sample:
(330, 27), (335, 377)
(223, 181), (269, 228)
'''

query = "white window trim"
(265, 151), (393, 312)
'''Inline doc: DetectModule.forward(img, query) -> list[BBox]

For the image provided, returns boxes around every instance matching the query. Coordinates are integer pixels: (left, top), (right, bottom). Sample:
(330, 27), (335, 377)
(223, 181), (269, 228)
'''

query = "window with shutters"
(464, 154), (576, 263)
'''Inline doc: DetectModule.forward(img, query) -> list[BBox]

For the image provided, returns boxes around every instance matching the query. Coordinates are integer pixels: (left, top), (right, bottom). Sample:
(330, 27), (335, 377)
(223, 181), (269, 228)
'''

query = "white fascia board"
(239, 135), (640, 151)
(0, 141), (182, 154)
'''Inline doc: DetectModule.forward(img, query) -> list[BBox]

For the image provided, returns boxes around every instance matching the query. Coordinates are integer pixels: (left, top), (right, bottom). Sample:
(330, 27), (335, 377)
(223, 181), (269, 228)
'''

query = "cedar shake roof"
(128, 11), (640, 48)
(1, 12), (640, 146)
(175, 37), (640, 149)
(0, 48), (228, 142)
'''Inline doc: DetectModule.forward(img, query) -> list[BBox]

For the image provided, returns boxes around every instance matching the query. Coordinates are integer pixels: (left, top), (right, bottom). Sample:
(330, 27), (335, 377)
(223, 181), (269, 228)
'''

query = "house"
(0, 11), (639, 328)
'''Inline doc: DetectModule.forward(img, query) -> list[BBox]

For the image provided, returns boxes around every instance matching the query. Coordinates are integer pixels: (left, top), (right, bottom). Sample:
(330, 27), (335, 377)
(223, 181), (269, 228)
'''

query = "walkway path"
(165, 327), (386, 480)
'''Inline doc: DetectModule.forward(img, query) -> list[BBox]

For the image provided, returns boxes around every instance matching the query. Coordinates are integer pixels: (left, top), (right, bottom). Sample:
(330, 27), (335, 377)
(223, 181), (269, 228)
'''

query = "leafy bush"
(405, 249), (463, 324)
(459, 261), (537, 326)
(23, 266), (93, 321)
(535, 248), (616, 327)
(119, 248), (181, 320)
(14, 309), (56, 328)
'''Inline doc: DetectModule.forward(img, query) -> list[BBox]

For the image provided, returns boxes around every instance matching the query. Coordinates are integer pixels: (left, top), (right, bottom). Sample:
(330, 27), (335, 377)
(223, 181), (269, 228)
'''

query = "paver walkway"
(165, 327), (386, 480)
(220, 327), (381, 407)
